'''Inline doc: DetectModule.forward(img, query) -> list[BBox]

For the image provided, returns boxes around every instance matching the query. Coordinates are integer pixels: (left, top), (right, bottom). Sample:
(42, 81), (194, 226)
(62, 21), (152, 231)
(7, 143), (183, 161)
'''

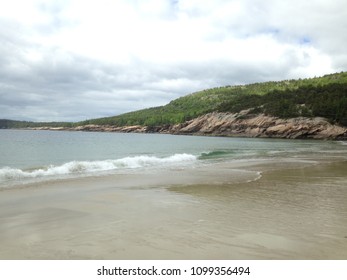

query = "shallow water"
(0, 130), (347, 259)
(169, 161), (347, 259)
(1, 130), (346, 188)
(0, 158), (346, 259)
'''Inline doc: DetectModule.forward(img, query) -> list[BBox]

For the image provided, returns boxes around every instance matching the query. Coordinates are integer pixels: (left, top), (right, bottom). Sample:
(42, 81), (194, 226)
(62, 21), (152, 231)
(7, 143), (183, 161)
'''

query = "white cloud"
(0, 0), (346, 121)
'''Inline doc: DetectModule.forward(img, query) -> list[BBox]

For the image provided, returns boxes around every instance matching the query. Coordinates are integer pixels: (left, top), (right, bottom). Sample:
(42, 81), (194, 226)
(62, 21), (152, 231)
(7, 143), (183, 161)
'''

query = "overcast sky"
(1, 0), (346, 122)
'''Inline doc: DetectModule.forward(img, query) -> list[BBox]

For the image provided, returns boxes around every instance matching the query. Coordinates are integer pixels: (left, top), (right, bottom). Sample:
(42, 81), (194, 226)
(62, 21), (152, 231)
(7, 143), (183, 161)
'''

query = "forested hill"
(1, 71), (347, 129)
(0, 119), (73, 129)
(76, 71), (347, 127)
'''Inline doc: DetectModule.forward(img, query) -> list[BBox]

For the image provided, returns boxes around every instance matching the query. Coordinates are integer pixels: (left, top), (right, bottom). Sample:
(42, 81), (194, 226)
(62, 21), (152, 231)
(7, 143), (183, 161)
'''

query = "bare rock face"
(169, 112), (347, 140)
(28, 111), (347, 140)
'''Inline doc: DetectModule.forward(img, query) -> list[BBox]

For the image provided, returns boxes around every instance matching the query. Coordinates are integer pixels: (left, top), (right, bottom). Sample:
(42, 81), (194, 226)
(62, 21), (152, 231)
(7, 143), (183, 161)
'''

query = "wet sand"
(0, 158), (347, 259)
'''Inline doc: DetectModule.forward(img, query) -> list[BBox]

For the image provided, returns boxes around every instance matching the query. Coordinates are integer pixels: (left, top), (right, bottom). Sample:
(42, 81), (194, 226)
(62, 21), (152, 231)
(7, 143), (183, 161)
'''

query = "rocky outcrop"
(74, 124), (147, 133)
(30, 124), (147, 133)
(28, 111), (347, 140)
(168, 111), (347, 139)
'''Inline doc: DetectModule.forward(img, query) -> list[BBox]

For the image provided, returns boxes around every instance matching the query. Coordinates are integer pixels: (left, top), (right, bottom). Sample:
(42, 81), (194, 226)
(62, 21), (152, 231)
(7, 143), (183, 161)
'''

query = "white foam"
(0, 153), (197, 183)
(246, 171), (263, 183)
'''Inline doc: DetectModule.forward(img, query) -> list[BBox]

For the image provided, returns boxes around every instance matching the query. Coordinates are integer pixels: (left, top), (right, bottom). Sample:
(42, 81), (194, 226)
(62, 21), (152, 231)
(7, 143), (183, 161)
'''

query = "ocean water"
(1, 129), (347, 259)
(0, 129), (346, 188)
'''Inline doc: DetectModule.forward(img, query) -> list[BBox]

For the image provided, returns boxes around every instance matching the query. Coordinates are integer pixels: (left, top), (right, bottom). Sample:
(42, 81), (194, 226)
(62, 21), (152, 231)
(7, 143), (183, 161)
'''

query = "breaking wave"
(0, 153), (197, 183)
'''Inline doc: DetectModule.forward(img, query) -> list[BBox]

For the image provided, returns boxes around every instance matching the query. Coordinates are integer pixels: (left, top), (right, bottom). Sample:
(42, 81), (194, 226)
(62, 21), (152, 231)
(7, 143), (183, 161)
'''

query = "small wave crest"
(199, 150), (235, 160)
(0, 153), (197, 183)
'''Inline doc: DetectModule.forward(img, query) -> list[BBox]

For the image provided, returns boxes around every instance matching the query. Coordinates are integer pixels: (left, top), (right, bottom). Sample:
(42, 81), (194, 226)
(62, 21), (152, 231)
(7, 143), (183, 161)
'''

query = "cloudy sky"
(1, 0), (346, 122)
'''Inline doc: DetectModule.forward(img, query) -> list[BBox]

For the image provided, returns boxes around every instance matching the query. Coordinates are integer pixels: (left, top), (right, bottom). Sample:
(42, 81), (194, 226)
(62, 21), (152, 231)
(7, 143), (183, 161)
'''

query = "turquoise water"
(0, 129), (346, 187)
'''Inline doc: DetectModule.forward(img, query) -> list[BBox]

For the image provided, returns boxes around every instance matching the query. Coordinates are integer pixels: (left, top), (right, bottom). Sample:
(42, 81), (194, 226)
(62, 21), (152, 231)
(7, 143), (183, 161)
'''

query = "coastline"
(21, 112), (347, 140)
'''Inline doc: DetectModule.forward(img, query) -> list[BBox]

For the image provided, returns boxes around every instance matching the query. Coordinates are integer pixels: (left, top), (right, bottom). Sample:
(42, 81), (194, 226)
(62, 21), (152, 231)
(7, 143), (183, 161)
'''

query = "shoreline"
(1, 157), (347, 259)
(11, 112), (347, 140)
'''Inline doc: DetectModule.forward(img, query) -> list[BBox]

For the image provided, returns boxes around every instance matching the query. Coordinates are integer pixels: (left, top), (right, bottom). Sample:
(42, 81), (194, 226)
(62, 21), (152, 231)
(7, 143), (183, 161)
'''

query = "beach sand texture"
(1, 158), (347, 260)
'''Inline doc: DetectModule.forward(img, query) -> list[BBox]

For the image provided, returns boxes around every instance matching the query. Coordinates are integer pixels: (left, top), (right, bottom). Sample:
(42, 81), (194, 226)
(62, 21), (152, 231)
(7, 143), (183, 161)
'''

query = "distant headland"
(1, 72), (347, 140)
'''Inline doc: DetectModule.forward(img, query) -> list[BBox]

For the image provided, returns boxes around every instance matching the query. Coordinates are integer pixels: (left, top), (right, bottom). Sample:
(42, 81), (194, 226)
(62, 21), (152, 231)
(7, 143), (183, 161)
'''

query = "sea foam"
(0, 153), (197, 183)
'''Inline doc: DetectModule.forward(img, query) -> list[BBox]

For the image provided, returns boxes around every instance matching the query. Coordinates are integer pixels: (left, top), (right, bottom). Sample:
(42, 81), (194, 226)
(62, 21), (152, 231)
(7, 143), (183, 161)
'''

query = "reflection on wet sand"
(0, 159), (346, 259)
(169, 161), (347, 259)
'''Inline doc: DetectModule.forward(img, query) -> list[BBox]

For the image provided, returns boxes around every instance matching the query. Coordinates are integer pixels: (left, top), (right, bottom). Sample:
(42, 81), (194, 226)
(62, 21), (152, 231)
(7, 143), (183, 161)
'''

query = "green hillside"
(1, 71), (347, 129)
(0, 119), (73, 129)
(77, 71), (347, 127)
(218, 83), (347, 125)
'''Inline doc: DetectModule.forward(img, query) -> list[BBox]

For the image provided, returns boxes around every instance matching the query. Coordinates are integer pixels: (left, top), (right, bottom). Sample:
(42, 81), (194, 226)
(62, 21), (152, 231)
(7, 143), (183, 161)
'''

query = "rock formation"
(29, 111), (347, 140)
(167, 111), (347, 139)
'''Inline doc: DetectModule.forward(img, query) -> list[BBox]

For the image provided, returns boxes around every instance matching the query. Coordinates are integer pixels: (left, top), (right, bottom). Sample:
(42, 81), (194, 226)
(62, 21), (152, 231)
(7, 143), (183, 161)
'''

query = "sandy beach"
(0, 158), (347, 260)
